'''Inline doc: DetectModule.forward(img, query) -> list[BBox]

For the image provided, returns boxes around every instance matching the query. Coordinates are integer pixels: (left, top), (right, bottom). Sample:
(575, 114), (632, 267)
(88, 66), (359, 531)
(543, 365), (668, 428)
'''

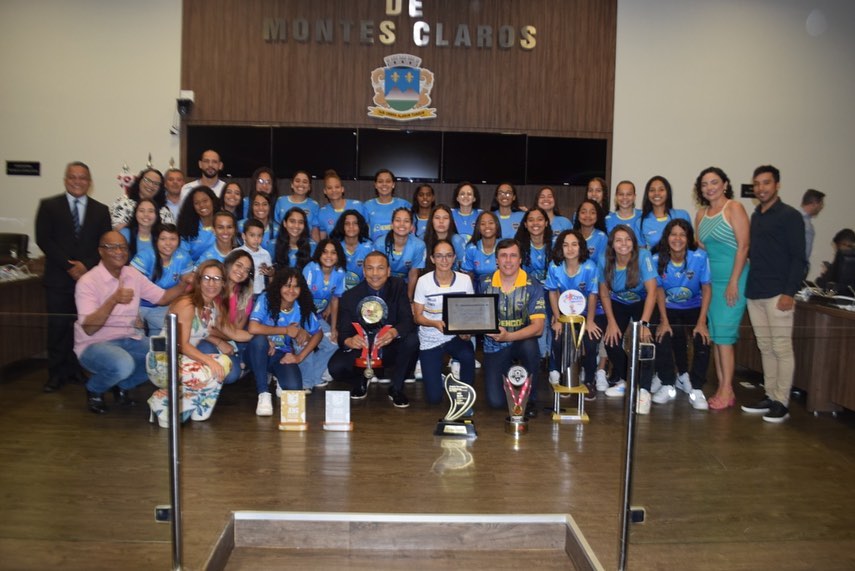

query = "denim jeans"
(419, 336), (475, 405)
(299, 333), (338, 388)
(79, 337), (150, 393)
(246, 334), (302, 393)
(197, 339), (248, 385)
(139, 305), (168, 336)
(483, 337), (541, 409)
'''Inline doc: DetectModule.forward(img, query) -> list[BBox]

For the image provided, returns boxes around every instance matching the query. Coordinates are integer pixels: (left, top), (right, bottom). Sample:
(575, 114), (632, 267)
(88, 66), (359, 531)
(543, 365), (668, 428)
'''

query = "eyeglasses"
(99, 243), (128, 252)
(432, 253), (455, 260)
(201, 275), (224, 283)
(257, 178), (272, 186)
(142, 177), (161, 186)
(497, 190), (514, 197)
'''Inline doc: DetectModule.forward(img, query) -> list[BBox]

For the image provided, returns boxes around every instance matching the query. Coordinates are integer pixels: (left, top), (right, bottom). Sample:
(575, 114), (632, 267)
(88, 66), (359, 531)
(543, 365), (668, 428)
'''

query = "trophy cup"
(352, 296), (392, 379)
(553, 289), (590, 423)
(434, 369), (477, 438)
(504, 365), (532, 436)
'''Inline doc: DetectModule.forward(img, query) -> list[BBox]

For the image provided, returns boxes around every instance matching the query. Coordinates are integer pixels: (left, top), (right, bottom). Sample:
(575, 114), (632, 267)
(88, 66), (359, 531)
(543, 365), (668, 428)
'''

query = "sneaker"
(676, 372), (691, 394)
(636, 388), (651, 415)
(583, 383), (597, 401)
(595, 369), (609, 391)
(652, 384), (677, 404)
(414, 360), (423, 380)
(450, 361), (461, 379)
(376, 377), (391, 384)
(605, 380), (626, 397)
(320, 368), (333, 383)
(388, 389), (410, 408)
(548, 370), (560, 385)
(404, 377), (416, 384)
(689, 389), (709, 410)
(314, 380), (330, 389)
(303, 387), (312, 395)
(256, 392), (273, 416)
(762, 401), (790, 423)
(350, 383), (368, 400)
(650, 374), (662, 394)
(474, 359), (482, 369)
(741, 397), (774, 414)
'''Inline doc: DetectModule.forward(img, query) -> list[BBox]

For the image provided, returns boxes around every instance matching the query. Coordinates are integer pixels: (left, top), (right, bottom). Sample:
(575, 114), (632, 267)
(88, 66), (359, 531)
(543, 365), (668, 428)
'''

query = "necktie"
(71, 199), (81, 236)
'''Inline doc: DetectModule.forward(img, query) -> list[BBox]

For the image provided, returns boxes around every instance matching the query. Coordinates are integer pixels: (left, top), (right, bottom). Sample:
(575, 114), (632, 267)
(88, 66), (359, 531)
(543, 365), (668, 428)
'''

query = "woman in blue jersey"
(177, 186), (219, 262)
(491, 182), (525, 239)
(586, 177), (610, 213)
(635, 176), (691, 251)
(651, 219), (712, 410)
(516, 207), (553, 284)
(374, 207), (426, 301)
(423, 204), (467, 272)
(544, 229), (604, 396)
(411, 184), (435, 238)
(413, 239), (476, 404)
(130, 223), (194, 335)
(275, 170), (320, 242)
(606, 180), (642, 235)
(573, 199), (609, 265)
(451, 181), (482, 244)
(534, 186), (572, 240)
(318, 169), (363, 239)
(219, 180), (245, 222)
(242, 166), (279, 223)
(274, 207), (315, 271)
(247, 268), (327, 416)
(462, 210), (501, 293)
(121, 198), (160, 261)
(331, 209), (374, 290)
(196, 211), (239, 264)
(240, 192), (278, 259)
(364, 169), (411, 241)
(302, 238), (346, 343)
(600, 225), (659, 414)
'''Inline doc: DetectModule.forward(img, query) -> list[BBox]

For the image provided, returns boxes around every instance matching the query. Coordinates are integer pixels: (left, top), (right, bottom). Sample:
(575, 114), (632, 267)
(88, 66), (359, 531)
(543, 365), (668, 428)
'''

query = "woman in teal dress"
(694, 167), (750, 410)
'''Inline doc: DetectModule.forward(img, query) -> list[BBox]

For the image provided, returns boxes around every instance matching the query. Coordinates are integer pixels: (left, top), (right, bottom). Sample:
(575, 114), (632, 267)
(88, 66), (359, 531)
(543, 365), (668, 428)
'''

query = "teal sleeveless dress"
(698, 203), (747, 344)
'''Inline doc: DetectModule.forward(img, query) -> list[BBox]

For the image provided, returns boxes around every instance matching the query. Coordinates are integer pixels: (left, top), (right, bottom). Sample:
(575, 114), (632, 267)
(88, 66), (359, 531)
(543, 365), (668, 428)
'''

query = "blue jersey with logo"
(302, 261), (346, 313)
(581, 229), (608, 267)
(341, 240), (376, 290)
(451, 208), (482, 244)
(373, 235), (426, 282)
(523, 243), (550, 283)
(317, 200), (364, 237)
(250, 295), (321, 353)
(605, 209), (643, 236)
(180, 222), (216, 262)
(462, 241), (497, 292)
(274, 196), (320, 230)
(120, 228), (154, 258)
(481, 270), (546, 354)
(550, 215), (573, 240)
(413, 215), (430, 239)
(653, 250), (711, 310)
(495, 210), (525, 240)
(634, 209), (691, 250)
(195, 243), (231, 264)
(238, 218), (279, 259)
(363, 197), (412, 241)
(600, 249), (657, 305)
(544, 259), (602, 315)
(131, 248), (194, 308)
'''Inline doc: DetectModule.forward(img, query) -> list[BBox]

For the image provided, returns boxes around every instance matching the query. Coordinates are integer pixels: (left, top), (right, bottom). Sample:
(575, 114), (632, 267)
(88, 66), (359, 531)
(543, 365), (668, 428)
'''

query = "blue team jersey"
(523, 243), (550, 283)
(120, 228), (154, 258)
(653, 250), (711, 310)
(250, 295), (321, 353)
(180, 222), (216, 262)
(363, 197), (412, 241)
(274, 196), (320, 230)
(238, 218), (279, 259)
(451, 208), (482, 244)
(462, 241), (497, 292)
(302, 261), (346, 313)
(341, 240), (375, 290)
(195, 244), (232, 264)
(373, 235), (426, 282)
(495, 210), (525, 239)
(131, 248), (194, 308)
(605, 210), (643, 235)
(317, 200), (364, 237)
(583, 229), (608, 266)
(543, 259), (602, 315)
(550, 215), (573, 240)
(413, 215), (430, 238)
(600, 249), (657, 304)
(274, 239), (317, 268)
(634, 209), (691, 250)
(445, 233), (468, 271)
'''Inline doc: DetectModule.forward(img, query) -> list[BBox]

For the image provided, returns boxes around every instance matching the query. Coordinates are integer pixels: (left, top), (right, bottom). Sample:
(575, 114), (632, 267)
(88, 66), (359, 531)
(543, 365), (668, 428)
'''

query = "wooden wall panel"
(181, 0), (616, 137)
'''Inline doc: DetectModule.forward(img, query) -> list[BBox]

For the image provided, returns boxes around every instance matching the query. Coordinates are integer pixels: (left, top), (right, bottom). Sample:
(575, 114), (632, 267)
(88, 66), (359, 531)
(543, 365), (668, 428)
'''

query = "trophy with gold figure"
(352, 296), (392, 379)
(553, 289), (590, 422)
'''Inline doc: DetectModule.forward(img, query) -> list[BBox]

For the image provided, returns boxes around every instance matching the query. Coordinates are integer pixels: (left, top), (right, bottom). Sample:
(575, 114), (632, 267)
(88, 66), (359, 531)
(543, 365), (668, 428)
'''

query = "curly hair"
(551, 229), (590, 266)
(311, 238), (346, 270)
(330, 209), (370, 243)
(264, 267), (316, 327)
(127, 168), (166, 208)
(656, 218), (697, 276)
(177, 186), (220, 241)
(452, 181), (481, 211)
(275, 207), (312, 271)
(693, 167), (733, 207)
(572, 199), (608, 233)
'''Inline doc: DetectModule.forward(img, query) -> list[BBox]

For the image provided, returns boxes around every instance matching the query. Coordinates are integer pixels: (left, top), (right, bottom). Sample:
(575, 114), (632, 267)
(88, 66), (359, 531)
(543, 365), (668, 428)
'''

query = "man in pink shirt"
(75, 231), (187, 414)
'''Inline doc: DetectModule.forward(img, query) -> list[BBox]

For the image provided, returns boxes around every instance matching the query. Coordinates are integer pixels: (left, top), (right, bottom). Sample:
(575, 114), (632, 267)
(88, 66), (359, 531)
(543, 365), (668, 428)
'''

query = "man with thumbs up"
(74, 231), (188, 414)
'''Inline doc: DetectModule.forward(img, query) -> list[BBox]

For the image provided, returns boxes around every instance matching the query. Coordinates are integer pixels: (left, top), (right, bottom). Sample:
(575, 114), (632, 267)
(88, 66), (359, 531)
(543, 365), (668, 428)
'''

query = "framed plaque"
(442, 293), (500, 335)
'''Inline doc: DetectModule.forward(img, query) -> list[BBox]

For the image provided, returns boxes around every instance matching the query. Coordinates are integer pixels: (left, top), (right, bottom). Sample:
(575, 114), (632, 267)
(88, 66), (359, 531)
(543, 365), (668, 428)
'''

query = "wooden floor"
(1, 358), (855, 570)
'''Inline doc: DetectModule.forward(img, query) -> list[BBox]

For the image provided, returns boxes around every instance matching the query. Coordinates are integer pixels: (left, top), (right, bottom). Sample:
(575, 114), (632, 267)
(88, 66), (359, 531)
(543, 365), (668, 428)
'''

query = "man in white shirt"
(180, 149), (226, 206)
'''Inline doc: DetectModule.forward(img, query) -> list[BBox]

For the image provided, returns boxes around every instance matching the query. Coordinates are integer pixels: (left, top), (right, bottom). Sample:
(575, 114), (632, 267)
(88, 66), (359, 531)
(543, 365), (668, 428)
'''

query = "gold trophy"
(434, 369), (477, 438)
(504, 365), (532, 436)
(552, 290), (590, 423)
(352, 296), (391, 379)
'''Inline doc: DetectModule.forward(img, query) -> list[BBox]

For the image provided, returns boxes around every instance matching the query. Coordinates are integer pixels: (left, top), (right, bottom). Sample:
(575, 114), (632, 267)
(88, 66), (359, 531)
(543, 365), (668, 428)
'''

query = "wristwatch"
(639, 320), (650, 328)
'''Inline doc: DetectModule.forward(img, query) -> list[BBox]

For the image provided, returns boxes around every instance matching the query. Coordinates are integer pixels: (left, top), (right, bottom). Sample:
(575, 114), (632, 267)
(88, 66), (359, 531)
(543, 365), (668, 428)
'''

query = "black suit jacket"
(336, 277), (415, 349)
(35, 193), (111, 291)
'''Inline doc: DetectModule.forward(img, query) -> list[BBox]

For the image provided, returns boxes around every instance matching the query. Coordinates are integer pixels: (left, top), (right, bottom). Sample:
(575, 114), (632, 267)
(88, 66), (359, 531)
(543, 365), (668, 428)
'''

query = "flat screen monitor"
(357, 129), (442, 181)
(273, 127), (357, 180)
(526, 136), (608, 185)
(442, 132), (527, 184)
(186, 126), (272, 178)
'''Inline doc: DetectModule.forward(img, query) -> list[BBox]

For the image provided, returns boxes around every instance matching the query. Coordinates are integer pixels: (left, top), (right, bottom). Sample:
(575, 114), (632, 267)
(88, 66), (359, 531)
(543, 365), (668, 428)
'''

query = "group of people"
(35, 152), (815, 426)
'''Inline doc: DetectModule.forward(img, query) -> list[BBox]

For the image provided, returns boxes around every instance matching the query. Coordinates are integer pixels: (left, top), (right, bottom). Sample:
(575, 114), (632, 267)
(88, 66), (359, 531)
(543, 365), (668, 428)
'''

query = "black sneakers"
(350, 383), (368, 400)
(741, 397), (774, 414)
(388, 389), (410, 408)
(762, 401), (790, 423)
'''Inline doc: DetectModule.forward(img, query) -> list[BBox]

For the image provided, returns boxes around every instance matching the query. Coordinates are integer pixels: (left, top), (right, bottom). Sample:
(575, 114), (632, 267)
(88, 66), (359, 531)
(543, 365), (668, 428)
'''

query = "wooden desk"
(735, 301), (855, 413)
(0, 275), (47, 368)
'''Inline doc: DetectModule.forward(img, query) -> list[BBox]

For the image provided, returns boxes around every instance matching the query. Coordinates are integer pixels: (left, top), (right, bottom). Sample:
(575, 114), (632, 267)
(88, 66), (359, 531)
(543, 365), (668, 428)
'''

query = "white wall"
(0, 0), (182, 255)
(613, 0), (855, 278)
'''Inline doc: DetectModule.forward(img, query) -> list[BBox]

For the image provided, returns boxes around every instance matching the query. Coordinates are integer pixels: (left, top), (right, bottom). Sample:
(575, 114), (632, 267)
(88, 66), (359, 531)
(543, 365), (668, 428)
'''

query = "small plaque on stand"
(324, 390), (353, 431)
(279, 390), (307, 431)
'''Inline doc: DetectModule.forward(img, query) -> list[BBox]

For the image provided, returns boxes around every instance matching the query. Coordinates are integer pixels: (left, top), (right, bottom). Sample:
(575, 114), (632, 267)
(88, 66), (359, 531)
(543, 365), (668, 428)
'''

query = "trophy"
(434, 369), (477, 438)
(352, 296), (392, 379)
(553, 289), (590, 422)
(504, 365), (532, 436)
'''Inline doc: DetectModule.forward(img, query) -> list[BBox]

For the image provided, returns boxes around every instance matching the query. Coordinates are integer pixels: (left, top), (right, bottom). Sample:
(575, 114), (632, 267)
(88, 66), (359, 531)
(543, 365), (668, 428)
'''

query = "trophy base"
(504, 417), (529, 436)
(552, 384), (590, 423)
(278, 422), (308, 431)
(323, 421), (353, 432)
(434, 419), (477, 438)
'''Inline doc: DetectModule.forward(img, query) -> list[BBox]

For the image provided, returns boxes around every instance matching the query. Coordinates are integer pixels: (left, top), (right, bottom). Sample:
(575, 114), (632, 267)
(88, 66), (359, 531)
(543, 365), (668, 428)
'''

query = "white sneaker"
(414, 360), (423, 380)
(548, 370), (560, 385)
(274, 383), (282, 399)
(595, 369), (609, 391)
(689, 389), (709, 410)
(636, 388), (651, 415)
(605, 380), (626, 397)
(650, 374), (662, 394)
(450, 361), (461, 379)
(377, 377), (391, 384)
(256, 392), (273, 416)
(652, 384), (677, 404)
(474, 359), (481, 369)
(321, 368), (333, 383)
(676, 372), (691, 394)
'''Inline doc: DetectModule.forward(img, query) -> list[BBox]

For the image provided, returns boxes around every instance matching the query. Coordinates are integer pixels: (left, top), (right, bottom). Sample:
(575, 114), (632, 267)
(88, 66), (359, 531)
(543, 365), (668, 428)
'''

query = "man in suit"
(35, 162), (112, 392)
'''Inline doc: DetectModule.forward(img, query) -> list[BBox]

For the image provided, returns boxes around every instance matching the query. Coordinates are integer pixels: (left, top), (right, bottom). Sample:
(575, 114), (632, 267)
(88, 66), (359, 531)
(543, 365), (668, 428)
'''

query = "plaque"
(503, 365), (532, 436)
(324, 390), (353, 431)
(434, 370), (477, 438)
(442, 293), (500, 335)
(353, 296), (391, 379)
(279, 390), (307, 431)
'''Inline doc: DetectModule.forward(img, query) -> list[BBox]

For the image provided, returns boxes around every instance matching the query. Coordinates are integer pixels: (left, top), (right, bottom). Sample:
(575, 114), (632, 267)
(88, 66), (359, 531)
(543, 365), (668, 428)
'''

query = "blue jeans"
(139, 305), (168, 336)
(79, 337), (150, 393)
(246, 334), (302, 393)
(420, 336), (475, 405)
(482, 337), (541, 409)
(197, 339), (248, 385)
(298, 333), (337, 388)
